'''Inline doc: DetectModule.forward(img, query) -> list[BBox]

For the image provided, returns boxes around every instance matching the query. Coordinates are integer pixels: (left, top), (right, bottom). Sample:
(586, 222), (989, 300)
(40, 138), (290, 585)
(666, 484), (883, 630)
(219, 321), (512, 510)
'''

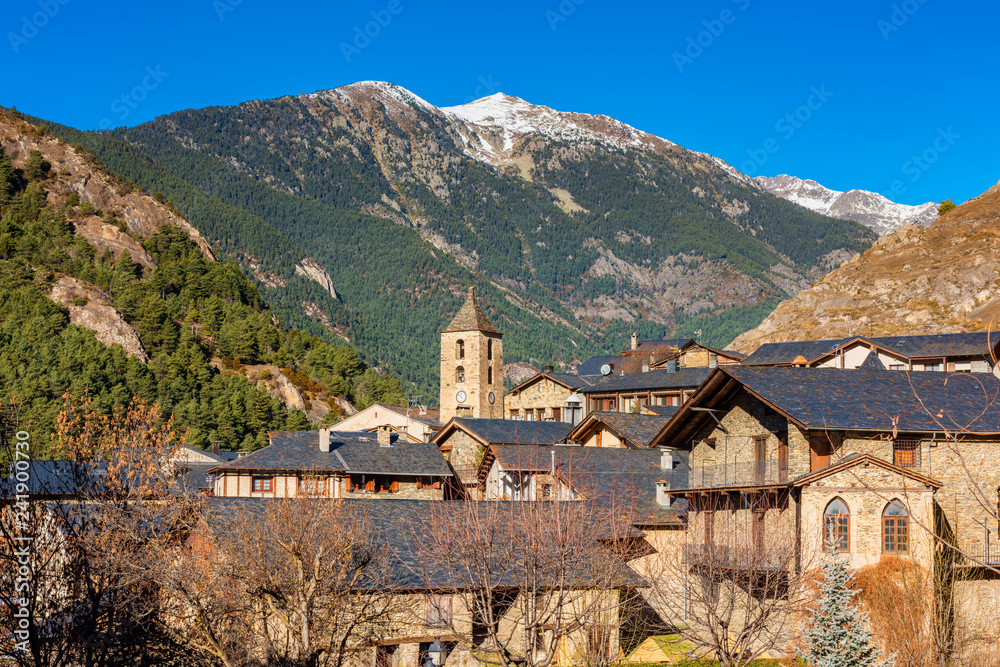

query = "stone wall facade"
(440, 330), (503, 423)
(504, 376), (575, 422)
(214, 472), (445, 500)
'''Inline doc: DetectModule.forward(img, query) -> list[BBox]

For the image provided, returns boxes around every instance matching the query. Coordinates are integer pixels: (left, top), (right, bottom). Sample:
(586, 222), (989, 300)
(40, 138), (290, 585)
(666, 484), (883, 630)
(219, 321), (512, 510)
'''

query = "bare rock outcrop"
(730, 180), (1000, 353)
(49, 276), (148, 362)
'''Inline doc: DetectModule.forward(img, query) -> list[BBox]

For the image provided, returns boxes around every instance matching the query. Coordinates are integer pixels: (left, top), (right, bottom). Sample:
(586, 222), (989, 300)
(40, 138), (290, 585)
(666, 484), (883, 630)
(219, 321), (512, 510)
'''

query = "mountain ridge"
(757, 173), (938, 235)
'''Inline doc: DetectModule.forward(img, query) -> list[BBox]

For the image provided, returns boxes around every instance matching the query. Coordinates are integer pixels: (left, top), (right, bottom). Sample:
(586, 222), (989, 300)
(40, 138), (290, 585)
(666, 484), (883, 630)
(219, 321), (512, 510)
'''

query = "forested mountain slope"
(729, 179), (1000, 352)
(25, 82), (875, 398)
(0, 110), (404, 453)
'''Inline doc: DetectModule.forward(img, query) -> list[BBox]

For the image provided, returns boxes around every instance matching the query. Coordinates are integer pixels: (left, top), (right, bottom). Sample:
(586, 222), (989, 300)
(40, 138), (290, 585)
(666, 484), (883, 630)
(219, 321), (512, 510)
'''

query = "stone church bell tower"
(440, 287), (503, 422)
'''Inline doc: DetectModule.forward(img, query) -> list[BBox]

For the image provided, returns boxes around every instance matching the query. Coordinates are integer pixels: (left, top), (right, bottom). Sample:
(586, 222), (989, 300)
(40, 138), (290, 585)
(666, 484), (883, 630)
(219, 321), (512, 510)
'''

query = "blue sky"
(2, 0), (995, 205)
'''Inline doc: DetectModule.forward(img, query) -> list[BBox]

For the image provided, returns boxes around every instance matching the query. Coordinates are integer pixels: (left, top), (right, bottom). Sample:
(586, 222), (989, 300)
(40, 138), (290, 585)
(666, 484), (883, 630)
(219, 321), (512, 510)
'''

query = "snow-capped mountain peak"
(756, 174), (939, 235)
(441, 92), (677, 161)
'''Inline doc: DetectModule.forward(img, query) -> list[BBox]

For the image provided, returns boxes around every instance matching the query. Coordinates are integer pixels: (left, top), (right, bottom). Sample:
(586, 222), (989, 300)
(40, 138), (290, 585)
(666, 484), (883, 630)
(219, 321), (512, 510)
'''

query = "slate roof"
(676, 366), (1000, 437)
(581, 412), (673, 448)
(484, 445), (685, 526)
(742, 332), (1000, 366)
(633, 339), (692, 353)
(172, 464), (217, 495)
(576, 355), (618, 376)
(643, 405), (680, 418)
(212, 431), (453, 477)
(201, 497), (646, 590)
(447, 418), (574, 445)
(580, 367), (712, 393)
(442, 286), (499, 333)
(858, 351), (886, 370)
(1, 461), (106, 498)
(681, 342), (747, 360)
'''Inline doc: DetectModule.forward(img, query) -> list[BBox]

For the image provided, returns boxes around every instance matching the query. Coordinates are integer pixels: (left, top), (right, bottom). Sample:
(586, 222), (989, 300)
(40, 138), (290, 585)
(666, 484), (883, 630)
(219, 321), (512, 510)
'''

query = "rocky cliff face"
(757, 174), (939, 235)
(729, 180), (1000, 353)
(49, 276), (148, 362)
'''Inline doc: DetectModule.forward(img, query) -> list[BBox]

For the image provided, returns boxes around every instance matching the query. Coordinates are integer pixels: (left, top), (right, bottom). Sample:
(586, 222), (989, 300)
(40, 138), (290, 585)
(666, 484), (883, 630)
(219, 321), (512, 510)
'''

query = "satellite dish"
(600, 364), (612, 376)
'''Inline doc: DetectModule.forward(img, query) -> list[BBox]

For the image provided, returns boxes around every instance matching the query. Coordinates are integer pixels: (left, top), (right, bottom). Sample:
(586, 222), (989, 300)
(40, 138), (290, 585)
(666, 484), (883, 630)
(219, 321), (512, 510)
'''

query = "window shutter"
(390, 480), (399, 493)
(365, 479), (375, 492)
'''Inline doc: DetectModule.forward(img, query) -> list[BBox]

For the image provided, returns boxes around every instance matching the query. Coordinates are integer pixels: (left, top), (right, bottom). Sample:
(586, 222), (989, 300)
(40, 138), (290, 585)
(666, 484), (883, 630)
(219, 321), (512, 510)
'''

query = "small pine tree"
(937, 198), (956, 215)
(800, 552), (893, 667)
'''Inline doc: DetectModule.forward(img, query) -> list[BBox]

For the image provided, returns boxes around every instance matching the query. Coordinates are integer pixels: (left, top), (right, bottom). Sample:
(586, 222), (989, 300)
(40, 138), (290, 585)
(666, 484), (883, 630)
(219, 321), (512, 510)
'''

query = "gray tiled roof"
(858, 351), (886, 370)
(213, 431), (453, 477)
(586, 412), (673, 448)
(580, 366), (711, 393)
(486, 445), (684, 525)
(452, 418), (574, 445)
(201, 497), (646, 590)
(722, 366), (1000, 433)
(546, 372), (605, 389)
(741, 332), (1000, 366)
(575, 355), (618, 376)
(442, 286), (499, 333)
(643, 405), (680, 418)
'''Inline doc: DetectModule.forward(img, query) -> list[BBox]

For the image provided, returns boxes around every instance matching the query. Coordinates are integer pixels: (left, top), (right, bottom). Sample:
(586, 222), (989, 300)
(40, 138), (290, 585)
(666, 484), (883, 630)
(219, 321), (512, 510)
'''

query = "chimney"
(211, 441), (219, 456)
(660, 450), (674, 470)
(543, 364), (554, 372)
(319, 428), (331, 453)
(377, 425), (392, 447)
(631, 332), (638, 350)
(641, 360), (650, 373)
(667, 359), (677, 373)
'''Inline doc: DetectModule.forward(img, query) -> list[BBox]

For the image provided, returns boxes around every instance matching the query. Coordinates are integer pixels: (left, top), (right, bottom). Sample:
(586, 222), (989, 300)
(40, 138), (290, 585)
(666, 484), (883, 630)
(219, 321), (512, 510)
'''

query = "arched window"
(883, 500), (909, 553)
(488, 366), (493, 385)
(823, 498), (850, 552)
(456, 340), (465, 360)
(487, 339), (493, 360)
(456, 366), (465, 383)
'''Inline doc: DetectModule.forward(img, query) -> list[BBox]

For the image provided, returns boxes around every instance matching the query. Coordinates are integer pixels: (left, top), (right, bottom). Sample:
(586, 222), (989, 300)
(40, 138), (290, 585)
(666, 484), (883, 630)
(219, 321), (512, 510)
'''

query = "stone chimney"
(377, 425), (392, 447)
(211, 441), (219, 455)
(543, 364), (554, 372)
(319, 428), (331, 453)
(631, 332), (638, 350)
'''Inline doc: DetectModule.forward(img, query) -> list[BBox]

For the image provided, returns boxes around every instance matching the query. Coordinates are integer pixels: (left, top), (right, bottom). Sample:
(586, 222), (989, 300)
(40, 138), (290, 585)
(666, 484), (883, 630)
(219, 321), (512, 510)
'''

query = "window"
(954, 361), (972, 372)
(252, 476), (273, 492)
(704, 509), (715, 545)
(893, 437), (920, 468)
(509, 409), (520, 420)
(488, 366), (493, 385)
(456, 406), (473, 417)
(424, 594), (453, 628)
(889, 364), (905, 371)
(595, 431), (603, 448)
(550, 407), (561, 422)
(883, 500), (909, 553)
(487, 339), (493, 360)
(298, 477), (326, 496)
(824, 498), (850, 552)
(924, 363), (943, 372)
(456, 366), (465, 383)
(456, 339), (465, 359)
(592, 396), (616, 412)
(375, 645), (397, 667)
(653, 393), (680, 406)
(524, 408), (534, 421)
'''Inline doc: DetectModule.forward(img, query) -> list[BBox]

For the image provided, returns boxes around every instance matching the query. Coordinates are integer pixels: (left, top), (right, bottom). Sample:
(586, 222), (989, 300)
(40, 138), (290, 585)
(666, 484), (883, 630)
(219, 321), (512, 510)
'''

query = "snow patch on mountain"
(756, 174), (938, 235)
(442, 93), (676, 160)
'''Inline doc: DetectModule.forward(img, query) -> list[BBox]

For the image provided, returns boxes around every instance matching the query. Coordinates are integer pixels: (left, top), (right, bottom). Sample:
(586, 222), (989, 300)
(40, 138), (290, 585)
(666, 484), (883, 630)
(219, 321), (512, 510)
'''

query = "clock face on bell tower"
(439, 286), (503, 422)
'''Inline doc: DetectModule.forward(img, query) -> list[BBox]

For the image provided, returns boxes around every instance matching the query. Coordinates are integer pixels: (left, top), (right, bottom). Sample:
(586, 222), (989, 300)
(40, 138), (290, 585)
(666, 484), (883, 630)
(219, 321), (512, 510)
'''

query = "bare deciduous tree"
(412, 496), (639, 667)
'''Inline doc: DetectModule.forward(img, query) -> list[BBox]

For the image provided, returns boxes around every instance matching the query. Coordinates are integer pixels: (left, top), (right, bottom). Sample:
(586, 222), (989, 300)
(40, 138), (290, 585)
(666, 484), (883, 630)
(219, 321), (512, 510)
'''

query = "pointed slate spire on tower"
(443, 286), (499, 334)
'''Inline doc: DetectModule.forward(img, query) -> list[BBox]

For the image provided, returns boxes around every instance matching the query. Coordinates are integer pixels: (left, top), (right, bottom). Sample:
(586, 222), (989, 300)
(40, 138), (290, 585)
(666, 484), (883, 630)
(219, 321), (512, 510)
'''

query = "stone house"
(432, 418), (573, 496)
(503, 370), (603, 424)
(740, 331), (1000, 373)
(210, 428), (453, 500)
(566, 411), (675, 449)
(652, 340), (746, 369)
(332, 403), (443, 443)
(654, 365), (1000, 655)
(580, 366), (711, 413)
(195, 497), (640, 667)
